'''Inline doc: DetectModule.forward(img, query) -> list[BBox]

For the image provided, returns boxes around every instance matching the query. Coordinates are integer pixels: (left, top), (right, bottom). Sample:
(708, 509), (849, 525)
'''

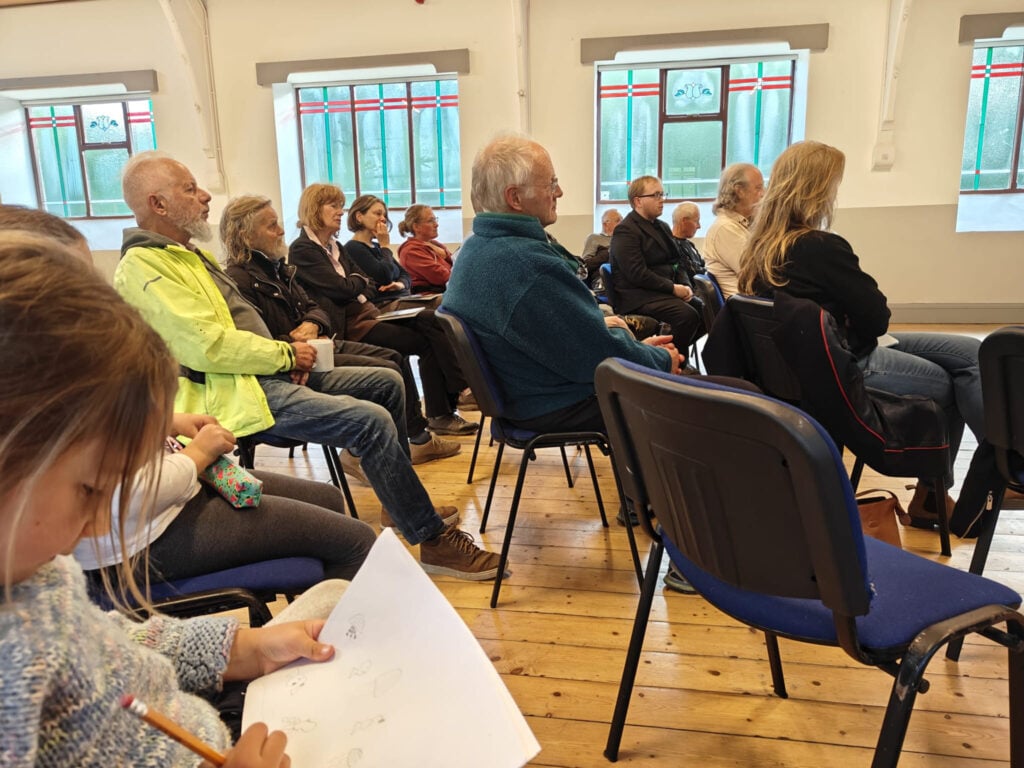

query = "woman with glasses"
(397, 205), (454, 293)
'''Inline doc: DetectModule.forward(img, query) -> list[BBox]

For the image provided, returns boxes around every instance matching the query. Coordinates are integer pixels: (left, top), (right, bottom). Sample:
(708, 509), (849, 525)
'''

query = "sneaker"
(457, 389), (479, 411)
(616, 505), (639, 527)
(339, 449), (368, 485)
(380, 505), (459, 535)
(663, 567), (697, 595)
(420, 527), (502, 581)
(410, 434), (462, 465)
(427, 412), (480, 436)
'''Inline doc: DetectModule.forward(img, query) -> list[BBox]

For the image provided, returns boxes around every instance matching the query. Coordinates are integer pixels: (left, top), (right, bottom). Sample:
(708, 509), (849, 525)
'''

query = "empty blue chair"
(595, 358), (1023, 767)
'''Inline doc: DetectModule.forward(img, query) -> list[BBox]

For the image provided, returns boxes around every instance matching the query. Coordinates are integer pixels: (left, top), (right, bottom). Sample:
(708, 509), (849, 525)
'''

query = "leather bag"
(856, 489), (908, 549)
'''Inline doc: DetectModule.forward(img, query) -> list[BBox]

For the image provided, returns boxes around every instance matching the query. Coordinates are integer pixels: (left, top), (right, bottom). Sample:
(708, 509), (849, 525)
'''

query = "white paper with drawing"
(242, 529), (540, 767)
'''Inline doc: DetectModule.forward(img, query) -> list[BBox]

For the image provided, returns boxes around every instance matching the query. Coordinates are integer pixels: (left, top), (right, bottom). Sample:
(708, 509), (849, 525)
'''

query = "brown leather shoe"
(420, 527), (502, 581)
(906, 483), (955, 530)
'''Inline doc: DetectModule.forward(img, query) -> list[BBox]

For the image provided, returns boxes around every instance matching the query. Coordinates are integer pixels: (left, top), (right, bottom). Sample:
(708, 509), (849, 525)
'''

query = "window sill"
(956, 192), (1024, 233)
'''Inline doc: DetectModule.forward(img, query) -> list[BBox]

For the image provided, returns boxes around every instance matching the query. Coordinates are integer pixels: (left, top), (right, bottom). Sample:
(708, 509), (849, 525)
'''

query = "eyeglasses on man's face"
(637, 191), (665, 200)
(525, 178), (560, 194)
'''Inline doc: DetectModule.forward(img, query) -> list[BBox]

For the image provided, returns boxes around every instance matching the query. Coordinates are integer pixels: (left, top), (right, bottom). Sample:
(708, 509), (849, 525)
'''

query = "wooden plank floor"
(251, 323), (1022, 767)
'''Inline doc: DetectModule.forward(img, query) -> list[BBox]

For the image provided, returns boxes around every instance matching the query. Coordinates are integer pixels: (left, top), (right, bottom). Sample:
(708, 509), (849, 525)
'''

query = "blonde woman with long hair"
(737, 140), (983, 527)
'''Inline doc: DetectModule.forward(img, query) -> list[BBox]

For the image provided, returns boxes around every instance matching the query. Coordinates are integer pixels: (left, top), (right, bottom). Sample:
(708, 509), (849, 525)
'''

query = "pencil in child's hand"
(121, 694), (227, 766)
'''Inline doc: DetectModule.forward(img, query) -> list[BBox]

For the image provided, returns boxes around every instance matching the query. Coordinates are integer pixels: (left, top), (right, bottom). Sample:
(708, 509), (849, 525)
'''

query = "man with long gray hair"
(703, 162), (764, 298)
(219, 194), (460, 467)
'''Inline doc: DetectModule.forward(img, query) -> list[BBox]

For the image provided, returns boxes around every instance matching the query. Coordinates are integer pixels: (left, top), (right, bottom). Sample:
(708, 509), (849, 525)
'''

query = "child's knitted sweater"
(0, 556), (236, 766)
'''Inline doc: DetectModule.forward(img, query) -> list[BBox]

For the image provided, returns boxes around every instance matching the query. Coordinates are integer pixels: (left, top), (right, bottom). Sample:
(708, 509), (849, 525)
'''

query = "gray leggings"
(146, 470), (376, 581)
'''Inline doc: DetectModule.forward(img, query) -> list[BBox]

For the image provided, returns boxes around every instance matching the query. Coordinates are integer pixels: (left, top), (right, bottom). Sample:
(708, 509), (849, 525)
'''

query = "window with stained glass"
(597, 58), (795, 202)
(26, 99), (157, 218)
(960, 44), (1024, 193)
(296, 77), (461, 208)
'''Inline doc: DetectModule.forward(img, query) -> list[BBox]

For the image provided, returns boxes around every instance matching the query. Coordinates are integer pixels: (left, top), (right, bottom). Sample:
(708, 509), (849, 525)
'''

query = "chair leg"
(850, 457), (865, 491)
(933, 477), (952, 557)
(237, 441), (256, 469)
(608, 450), (643, 586)
(1008, 618), (1024, 767)
(467, 416), (486, 484)
(948, 488), (1005, 660)
(322, 446), (358, 520)
(481, 442), (504, 533)
(583, 445), (609, 527)
(560, 445), (574, 488)
(604, 541), (664, 762)
(764, 632), (788, 698)
(490, 450), (533, 608)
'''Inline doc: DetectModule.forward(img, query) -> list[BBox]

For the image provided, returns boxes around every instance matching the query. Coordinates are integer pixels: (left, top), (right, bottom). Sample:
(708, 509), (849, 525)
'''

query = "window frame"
(24, 97), (156, 220)
(294, 74), (461, 210)
(960, 40), (1024, 195)
(595, 54), (797, 204)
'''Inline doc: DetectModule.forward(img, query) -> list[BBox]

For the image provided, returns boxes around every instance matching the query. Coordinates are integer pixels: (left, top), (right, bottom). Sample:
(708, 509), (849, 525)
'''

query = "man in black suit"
(609, 175), (704, 351)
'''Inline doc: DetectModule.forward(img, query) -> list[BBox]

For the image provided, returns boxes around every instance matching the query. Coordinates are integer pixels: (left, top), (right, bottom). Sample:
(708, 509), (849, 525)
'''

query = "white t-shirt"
(73, 451), (199, 570)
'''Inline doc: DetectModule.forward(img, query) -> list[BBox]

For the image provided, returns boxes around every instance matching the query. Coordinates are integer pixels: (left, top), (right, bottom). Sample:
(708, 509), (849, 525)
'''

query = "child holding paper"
(0, 232), (328, 766)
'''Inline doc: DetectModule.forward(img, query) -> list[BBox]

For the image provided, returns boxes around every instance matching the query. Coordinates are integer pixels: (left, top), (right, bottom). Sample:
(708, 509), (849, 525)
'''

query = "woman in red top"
(397, 205), (454, 293)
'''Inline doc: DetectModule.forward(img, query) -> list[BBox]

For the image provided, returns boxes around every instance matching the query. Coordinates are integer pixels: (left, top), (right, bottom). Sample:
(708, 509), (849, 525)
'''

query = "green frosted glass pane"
(127, 100), (157, 151)
(300, 111), (330, 184)
(662, 122), (722, 199)
(32, 122), (84, 213)
(84, 148), (131, 216)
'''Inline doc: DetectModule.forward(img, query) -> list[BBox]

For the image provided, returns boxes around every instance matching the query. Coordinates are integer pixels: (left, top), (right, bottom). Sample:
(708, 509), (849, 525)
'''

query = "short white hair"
(671, 201), (699, 228)
(121, 150), (178, 217)
(470, 135), (545, 214)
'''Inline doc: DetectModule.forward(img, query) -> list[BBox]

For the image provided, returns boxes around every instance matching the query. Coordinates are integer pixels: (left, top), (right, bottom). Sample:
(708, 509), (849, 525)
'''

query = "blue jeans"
(257, 366), (444, 544)
(857, 332), (983, 486)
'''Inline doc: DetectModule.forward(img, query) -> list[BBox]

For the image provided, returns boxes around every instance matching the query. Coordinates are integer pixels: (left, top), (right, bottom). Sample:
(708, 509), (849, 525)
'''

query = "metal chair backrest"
(980, 326), (1024, 485)
(691, 273), (723, 330)
(726, 294), (802, 403)
(435, 306), (507, 421)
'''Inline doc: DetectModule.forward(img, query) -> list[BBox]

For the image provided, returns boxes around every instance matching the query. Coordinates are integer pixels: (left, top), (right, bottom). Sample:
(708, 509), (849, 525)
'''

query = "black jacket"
(288, 230), (378, 339)
(609, 210), (693, 316)
(751, 230), (890, 359)
(225, 250), (332, 342)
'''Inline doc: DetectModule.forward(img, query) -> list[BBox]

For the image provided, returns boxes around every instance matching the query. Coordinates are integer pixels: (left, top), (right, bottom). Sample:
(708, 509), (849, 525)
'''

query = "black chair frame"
(436, 307), (641, 608)
(236, 435), (358, 519)
(595, 358), (1024, 767)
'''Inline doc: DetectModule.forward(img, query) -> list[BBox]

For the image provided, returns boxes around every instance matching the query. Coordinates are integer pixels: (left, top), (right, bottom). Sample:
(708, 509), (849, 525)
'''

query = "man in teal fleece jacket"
(443, 136), (681, 434)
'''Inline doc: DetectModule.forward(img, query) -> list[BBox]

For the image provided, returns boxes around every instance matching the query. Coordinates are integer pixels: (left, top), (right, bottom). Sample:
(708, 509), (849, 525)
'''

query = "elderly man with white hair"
(443, 135), (681, 436)
(670, 201), (706, 282)
(703, 162), (764, 298)
(580, 207), (622, 284)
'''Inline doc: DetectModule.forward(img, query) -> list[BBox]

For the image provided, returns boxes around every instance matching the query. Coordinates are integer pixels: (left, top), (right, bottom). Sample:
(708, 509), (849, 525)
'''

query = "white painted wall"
(0, 0), (1022, 313)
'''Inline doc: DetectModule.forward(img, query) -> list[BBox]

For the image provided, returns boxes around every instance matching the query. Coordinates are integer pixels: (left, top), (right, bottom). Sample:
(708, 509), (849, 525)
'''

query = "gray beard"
(182, 218), (213, 243)
(265, 239), (288, 259)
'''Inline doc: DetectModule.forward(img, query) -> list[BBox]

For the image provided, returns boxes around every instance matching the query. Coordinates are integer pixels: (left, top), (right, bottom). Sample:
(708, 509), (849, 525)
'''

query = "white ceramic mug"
(308, 338), (335, 372)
